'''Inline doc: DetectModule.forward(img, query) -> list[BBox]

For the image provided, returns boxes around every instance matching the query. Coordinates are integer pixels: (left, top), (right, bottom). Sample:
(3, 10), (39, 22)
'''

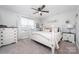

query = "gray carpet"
(0, 39), (78, 54)
(57, 41), (79, 54)
(0, 39), (51, 54)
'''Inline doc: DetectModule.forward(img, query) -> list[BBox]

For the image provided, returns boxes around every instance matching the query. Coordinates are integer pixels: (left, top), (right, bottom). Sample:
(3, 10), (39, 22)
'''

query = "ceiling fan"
(32, 5), (49, 16)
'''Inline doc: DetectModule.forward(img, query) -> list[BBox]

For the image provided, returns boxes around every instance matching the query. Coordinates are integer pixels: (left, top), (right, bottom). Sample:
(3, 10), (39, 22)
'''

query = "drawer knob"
(1, 35), (3, 37)
(1, 42), (3, 44)
(14, 36), (16, 38)
(1, 32), (3, 33)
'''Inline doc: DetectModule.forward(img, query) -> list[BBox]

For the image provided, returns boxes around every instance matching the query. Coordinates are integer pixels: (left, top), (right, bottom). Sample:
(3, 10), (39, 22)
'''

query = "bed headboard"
(42, 24), (59, 32)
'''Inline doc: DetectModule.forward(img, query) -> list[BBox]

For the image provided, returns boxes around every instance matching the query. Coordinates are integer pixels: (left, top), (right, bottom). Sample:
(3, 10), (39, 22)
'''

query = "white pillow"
(43, 28), (50, 32)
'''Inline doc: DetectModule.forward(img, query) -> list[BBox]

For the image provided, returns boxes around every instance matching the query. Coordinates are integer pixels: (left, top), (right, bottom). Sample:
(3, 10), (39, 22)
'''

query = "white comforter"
(31, 31), (62, 49)
(32, 31), (52, 40)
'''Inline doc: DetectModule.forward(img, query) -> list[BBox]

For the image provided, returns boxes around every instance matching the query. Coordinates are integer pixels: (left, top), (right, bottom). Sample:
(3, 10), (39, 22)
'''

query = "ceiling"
(0, 5), (77, 19)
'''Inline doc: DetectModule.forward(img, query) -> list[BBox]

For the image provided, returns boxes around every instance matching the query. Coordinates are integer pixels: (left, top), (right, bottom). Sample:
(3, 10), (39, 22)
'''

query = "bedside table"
(62, 32), (76, 43)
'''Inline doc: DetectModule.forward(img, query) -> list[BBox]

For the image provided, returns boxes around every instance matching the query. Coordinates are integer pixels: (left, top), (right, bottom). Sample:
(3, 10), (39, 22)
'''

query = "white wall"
(41, 12), (76, 28)
(0, 8), (19, 27)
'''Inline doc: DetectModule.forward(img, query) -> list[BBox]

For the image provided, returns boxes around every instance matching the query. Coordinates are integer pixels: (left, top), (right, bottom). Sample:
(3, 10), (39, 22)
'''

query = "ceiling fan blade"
(41, 11), (49, 13)
(33, 12), (39, 14)
(40, 5), (45, 10)
(32, 8), (37, 10)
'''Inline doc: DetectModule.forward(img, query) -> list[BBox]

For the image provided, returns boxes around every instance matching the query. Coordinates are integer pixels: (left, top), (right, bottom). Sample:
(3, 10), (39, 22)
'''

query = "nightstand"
(62, 32), (76, 43)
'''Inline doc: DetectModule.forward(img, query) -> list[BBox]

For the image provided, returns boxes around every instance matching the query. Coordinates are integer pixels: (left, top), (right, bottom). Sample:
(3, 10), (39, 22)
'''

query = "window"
(20, 17), (36, 29)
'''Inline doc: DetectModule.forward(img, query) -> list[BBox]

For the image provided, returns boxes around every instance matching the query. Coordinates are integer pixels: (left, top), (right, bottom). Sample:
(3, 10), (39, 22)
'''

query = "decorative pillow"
(43, 28), (50, 32)
(42, 24), (58, 32)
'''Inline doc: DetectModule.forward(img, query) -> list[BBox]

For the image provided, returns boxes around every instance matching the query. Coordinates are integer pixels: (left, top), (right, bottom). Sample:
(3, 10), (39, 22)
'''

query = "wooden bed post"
(51, 27), (55, 54)
(51, 44), (55, 53)
(51, 26), (58, 54)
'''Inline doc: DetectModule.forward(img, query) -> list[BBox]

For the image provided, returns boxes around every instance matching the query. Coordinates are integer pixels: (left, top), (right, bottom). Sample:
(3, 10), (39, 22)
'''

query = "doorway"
(18, 17), (35, 39)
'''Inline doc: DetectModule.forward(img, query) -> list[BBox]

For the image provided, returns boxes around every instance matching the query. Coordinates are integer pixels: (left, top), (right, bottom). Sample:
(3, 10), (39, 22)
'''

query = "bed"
(31, 25), (62, 53)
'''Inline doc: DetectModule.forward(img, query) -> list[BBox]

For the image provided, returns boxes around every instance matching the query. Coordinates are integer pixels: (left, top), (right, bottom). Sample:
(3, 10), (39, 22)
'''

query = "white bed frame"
(31, 31), (62, 53)
(31, 24), (62, 53)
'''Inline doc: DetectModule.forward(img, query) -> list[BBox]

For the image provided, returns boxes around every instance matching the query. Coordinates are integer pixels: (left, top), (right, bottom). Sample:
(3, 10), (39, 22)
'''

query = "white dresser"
(62, 33), (75, 43)
(0, 28), (17, 47)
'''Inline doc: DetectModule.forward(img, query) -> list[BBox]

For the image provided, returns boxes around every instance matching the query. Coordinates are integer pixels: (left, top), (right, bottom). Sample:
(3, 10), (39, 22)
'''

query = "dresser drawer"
(0, 28), (17, 47)
(0, 41), (4, 46)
